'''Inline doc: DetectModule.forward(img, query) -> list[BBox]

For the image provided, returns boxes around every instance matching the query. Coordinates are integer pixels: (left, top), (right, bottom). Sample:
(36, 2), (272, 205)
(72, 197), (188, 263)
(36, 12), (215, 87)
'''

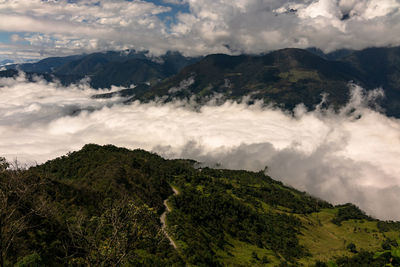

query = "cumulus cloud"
(0, 0), (399, 59)
(0, 73), (400, 220)
(0, 0), (171, 57)
(171, 0), (400, 54)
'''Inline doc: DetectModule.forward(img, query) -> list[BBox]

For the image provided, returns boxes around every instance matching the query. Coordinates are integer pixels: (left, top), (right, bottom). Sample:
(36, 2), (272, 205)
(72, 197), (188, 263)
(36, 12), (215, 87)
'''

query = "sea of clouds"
(1, 73), (400, 220)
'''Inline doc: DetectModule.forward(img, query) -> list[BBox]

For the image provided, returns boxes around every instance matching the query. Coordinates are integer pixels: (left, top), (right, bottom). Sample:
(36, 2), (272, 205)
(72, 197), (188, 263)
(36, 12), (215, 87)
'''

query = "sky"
(1, 73), (400, 220)
(0, 0), (400, 62)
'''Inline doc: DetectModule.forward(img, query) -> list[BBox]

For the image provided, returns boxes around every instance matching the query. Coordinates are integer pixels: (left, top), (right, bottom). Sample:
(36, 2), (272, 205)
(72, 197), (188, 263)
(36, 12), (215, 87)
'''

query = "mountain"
(129, 48), (361, 110)
(5, 54), (85, 73)
(130, 47), (400, 117)
(3, 50), (200, 89)
(306, 47), (355, 61)
(0, 59), (14, 66)
(1, 144), (399, 266)
(340, 46), (400, 117)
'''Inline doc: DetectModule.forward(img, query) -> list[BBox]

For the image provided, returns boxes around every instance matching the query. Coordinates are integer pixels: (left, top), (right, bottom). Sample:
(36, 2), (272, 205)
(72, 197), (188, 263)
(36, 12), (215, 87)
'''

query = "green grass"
(215, 236), (280, 266)
(298, 209), (389, 264)
(279, 69), (321, 83)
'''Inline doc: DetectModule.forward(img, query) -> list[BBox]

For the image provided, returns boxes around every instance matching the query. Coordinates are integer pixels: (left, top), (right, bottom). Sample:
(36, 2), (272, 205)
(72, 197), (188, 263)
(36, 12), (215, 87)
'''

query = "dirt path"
(160, 186), (179, 249)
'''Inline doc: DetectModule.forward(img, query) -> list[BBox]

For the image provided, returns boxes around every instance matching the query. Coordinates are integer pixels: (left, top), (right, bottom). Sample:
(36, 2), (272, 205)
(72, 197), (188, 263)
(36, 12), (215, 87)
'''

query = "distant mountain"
(306, 47), (355, 61)
(340, 46), (400, 117)
(2, 144), (399, 266)
(130, 47), (400, 117)
(0, 69), (86, 86)
(5, 54), (85, 73)
(0, 59), (14, 66)
(130, 48), (360, 110)
(4, 50), (201, 89)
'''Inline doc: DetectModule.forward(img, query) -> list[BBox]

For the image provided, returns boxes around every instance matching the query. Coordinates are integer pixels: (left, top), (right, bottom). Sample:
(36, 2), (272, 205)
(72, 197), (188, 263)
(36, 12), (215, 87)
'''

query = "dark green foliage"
(378, 221), (400, 232)
(261, 255), (270, 264)
(319, 245), (400, 266)
(346, 242), (357, 253)
(15, 252), (43, 267)
(331, 204), (372, 225)
(382, 238), (399, 250)
(313, 260), (328, 267)
(333, 251), (388, 267)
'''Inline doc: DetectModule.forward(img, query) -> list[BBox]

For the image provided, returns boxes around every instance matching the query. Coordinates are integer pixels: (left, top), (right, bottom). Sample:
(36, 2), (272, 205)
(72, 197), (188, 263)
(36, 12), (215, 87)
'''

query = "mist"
(1, 73), (400, 220)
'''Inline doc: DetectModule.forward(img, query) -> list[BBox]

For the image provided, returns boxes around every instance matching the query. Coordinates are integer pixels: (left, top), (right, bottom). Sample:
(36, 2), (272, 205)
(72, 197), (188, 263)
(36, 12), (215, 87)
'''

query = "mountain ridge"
(2, 50), (201, 89)
(128, 47), (400, 117)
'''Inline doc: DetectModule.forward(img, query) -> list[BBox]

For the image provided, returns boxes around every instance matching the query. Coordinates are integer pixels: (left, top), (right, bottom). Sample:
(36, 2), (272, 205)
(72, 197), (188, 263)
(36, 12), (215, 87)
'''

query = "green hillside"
(1, 144), (399, 266)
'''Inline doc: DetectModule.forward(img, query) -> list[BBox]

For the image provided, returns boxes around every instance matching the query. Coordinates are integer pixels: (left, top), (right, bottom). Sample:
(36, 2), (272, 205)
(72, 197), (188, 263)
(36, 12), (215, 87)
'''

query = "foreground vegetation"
(1, 144), (399, 266)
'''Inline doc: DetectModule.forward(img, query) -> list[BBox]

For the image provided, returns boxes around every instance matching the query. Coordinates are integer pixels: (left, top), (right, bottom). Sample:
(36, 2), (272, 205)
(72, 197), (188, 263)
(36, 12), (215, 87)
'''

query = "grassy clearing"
(278, 69), (321, 83)
(215, 236), (280, 266)
(298, 209), (391, 264)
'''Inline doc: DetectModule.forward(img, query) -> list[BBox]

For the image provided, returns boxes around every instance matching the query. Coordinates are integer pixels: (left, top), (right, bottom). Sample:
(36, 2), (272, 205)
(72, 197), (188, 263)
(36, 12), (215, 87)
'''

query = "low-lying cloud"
(1, 73), (400, 220)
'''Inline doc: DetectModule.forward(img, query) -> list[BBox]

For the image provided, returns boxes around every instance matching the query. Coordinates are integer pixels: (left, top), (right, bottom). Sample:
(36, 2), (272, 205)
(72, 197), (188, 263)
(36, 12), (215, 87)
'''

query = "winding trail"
(160, 186), (179, 249)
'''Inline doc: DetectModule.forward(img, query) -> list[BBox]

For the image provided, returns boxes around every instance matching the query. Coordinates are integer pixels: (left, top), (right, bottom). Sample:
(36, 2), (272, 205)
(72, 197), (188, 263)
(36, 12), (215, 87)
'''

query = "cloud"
(1, 73), (400, 220)
(170, 0), (400, 55)
(0, 0), (172, 57)
(10, 33), (23, 42)
(163, 0), (186, 5)
(0, 0), (399, 59)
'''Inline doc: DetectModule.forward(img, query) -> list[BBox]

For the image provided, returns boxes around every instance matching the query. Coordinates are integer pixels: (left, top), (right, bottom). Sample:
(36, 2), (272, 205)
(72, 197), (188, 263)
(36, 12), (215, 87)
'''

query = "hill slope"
(1, 144), (399, 266)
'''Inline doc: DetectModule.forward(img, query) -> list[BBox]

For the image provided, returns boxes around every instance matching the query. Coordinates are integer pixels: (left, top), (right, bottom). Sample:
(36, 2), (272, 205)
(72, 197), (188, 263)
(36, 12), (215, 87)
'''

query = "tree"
(346, 242), (357, 253)
(66, 196), (166, 266)
(374, 239), (400, 266)
(0, 158), (47, 267)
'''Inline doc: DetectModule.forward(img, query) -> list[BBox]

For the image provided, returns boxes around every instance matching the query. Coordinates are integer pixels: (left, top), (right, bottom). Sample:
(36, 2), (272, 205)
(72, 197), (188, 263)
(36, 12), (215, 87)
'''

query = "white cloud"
(163, 0), (186, 5)
(172, 0), (400, 54)
(0, 0), (399, 59)
(1, 73), (400, 220)
(10, 33), (23, 42)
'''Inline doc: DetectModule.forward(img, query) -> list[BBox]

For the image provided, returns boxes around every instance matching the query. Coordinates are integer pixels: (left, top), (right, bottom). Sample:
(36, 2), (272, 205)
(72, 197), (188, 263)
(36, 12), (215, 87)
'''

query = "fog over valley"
(1, 73), (399, 220)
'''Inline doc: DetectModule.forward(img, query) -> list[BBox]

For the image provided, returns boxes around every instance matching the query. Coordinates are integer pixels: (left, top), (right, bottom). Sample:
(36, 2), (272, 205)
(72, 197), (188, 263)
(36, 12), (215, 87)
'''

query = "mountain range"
(130, 47), (400, 117)
(2, 46), (400, 117)
(2, 50), (200, 89)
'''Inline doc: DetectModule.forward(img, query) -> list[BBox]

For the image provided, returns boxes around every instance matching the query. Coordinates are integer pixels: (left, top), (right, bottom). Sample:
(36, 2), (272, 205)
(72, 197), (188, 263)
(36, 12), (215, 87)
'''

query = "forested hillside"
(1, 144), (400, 266)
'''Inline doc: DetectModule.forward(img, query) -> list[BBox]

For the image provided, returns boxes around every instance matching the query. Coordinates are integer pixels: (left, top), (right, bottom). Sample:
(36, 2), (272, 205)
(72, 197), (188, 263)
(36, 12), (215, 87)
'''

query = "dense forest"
(1, 144), (400, 266)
